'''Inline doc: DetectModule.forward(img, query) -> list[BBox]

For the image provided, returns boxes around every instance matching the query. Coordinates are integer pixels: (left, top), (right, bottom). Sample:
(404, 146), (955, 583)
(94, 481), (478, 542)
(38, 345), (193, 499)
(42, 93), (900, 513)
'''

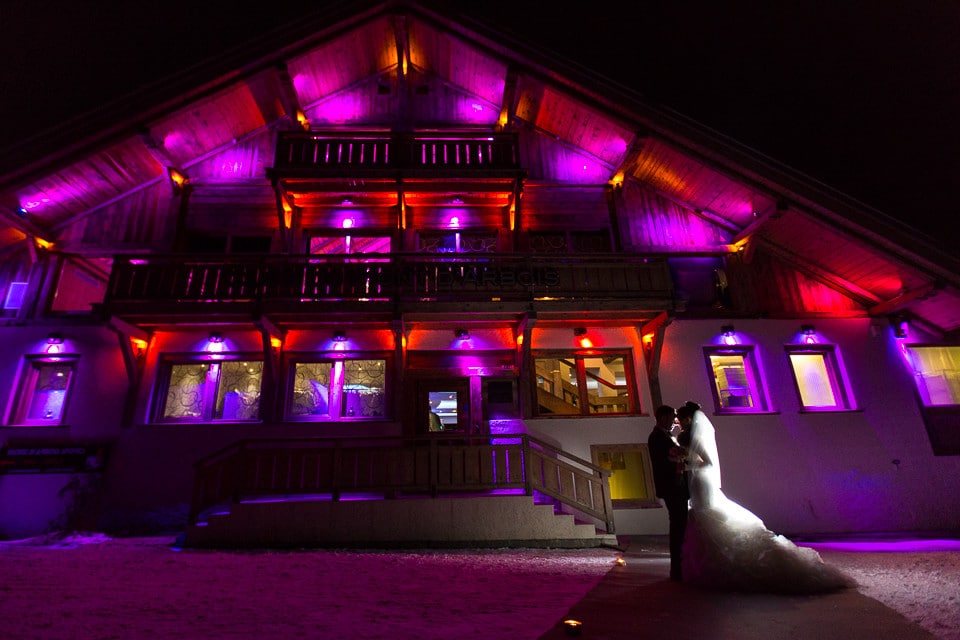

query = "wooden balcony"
(270, 131), (524, 181)
(101, 253), (675, 323)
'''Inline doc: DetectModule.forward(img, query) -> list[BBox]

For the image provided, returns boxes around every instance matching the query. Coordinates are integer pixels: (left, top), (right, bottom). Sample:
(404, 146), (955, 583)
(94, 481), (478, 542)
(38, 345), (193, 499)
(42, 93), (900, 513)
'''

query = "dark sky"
(2, 0), (958, 246)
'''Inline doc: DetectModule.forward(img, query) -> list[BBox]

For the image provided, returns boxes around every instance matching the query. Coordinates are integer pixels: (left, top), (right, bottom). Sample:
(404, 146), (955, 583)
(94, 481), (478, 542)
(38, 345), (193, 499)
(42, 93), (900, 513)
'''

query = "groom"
(648, 404), (689, 581)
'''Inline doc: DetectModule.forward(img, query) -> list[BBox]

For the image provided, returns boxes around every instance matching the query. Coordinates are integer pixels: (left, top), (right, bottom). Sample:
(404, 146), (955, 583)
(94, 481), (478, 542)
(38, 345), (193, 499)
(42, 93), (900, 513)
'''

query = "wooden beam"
(868, 282), (941, 317)
(757, 237), (881, 306)
(272, 64), (308, 130)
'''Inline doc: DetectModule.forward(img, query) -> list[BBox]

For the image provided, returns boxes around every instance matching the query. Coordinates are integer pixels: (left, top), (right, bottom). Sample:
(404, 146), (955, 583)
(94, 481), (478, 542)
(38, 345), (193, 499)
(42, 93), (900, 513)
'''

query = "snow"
(1, 533), (959, 640)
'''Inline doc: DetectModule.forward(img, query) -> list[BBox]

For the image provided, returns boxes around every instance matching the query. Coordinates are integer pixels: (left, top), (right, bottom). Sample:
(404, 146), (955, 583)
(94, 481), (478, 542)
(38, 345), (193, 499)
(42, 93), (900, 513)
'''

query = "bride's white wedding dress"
(681, 410), (855, 594)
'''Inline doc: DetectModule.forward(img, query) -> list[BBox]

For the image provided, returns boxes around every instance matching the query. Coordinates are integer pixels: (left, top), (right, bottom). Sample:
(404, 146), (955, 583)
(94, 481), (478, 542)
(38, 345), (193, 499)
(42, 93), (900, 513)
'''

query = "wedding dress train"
(681, 410), (855, 594)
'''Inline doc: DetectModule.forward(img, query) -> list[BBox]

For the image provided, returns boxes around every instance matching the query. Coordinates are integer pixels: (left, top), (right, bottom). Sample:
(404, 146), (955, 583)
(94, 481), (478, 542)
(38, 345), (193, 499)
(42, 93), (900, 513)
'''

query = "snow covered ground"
(1, 533), (958, 640)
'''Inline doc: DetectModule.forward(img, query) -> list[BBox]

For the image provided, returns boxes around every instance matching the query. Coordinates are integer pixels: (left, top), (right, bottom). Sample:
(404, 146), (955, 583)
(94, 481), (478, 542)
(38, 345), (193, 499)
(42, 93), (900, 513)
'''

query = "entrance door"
(417, 378), (470, 434)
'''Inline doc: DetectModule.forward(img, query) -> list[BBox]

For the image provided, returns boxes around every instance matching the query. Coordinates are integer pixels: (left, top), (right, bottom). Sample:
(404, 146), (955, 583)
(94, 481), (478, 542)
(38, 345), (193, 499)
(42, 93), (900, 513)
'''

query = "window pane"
(163, 364), (210, 418)
(214, 361), (262, 420)
(534, 357), (579, 415)
(343, 359), (386, 417)
(25, 363), (73, 421)
(584, 356), (630, 414)
(709, 354), (755, 409)
(789, 353), (838, 408)
(905, 346), (960, 406)
(310, 236), (349, 254)
(291, 362), (333, 417)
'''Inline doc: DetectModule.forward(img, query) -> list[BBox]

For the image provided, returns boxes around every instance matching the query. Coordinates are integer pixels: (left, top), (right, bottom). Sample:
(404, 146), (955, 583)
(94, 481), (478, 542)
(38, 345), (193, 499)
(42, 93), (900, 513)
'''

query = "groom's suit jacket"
(648, 427), (688, 502)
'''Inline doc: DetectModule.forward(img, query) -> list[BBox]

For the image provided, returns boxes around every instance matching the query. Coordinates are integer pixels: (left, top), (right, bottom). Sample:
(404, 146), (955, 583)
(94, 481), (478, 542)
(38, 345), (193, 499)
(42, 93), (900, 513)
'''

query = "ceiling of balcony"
(0, 0), (958, 337)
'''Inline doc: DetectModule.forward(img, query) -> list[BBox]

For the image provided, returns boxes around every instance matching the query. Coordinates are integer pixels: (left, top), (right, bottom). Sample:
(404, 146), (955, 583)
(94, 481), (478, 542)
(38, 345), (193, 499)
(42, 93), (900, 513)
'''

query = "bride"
(680, 402), (855, 594)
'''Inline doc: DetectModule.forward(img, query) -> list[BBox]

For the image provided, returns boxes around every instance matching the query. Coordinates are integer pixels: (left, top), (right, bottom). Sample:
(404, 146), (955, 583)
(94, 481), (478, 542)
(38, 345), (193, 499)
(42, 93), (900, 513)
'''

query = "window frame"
(284, 352), (392, 422)
(531, 349), (638, 417)
(703, 346), (770, 414)
(785, 344), (856, 412)
(152, 353), (264, 424)
(8, 355), (79, 426)
(591, 443), (658, 508)
(902, 344), (960, 407)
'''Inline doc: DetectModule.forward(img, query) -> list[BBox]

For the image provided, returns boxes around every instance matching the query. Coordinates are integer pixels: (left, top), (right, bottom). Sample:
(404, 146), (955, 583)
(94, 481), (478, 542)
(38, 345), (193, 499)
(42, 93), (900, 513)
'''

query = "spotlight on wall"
(801, 324), (817, 344)
(574, 327), (593, 349)
(893, 316), (909, 339)
(208, 332), (224, 343)
(720, 325), (737, 345)
(455, 329), (470, 340)
(47, 333), (64, 345)
(332, 330), (348, 343)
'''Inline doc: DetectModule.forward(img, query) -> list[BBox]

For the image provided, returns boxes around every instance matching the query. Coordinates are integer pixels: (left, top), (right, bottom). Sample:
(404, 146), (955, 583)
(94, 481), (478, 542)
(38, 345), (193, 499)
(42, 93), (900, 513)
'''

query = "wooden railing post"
(521, 435), (534, 496)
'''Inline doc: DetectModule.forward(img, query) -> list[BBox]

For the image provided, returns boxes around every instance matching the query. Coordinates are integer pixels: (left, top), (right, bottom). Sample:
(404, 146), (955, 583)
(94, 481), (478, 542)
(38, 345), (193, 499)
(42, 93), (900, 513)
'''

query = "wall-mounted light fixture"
(574, 327), (593, 349)
(47, 333), (64, 345)
(332, 330), (348, 343)
(455, 329), (470, 340)
(893, 316), (909, 339)
(208, 333), (224, 343)
(801, 324), (817, 344)
(720, 325), (737, 346)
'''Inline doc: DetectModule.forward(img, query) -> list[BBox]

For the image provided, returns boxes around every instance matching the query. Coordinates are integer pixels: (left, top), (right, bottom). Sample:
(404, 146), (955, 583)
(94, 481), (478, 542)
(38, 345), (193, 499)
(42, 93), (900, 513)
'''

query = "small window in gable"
(10, 356), (78, 426)
(786, 345), (855, 411)
(704, 347), (769, 413)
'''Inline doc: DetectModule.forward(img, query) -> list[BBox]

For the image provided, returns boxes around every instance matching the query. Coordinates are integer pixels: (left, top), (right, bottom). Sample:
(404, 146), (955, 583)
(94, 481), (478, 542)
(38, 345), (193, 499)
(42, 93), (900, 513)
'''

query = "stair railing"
(189, 434), (614, 534)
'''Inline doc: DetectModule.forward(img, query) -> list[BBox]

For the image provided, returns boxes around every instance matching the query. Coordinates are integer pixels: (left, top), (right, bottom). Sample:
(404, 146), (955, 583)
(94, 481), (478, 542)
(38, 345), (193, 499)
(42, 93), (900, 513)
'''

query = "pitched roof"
(1, 0), (958, 336)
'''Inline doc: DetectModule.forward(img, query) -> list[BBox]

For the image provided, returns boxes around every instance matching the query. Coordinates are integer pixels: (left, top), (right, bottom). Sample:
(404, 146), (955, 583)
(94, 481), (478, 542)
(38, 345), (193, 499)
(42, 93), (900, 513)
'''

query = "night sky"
(2, 0), (958, 246)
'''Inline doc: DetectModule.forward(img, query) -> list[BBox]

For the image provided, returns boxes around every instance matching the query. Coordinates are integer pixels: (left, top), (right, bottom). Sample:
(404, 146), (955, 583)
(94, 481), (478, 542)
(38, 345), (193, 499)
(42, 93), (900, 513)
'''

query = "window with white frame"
(903, 345), (960, 406)
(9, 356), (78, 425)
(533, 352), (635, 416)
(287, 357), (387, 420)
(704, 347), (768, 413)
(156, 358), (263, 422)
(786, 345), (855, 411)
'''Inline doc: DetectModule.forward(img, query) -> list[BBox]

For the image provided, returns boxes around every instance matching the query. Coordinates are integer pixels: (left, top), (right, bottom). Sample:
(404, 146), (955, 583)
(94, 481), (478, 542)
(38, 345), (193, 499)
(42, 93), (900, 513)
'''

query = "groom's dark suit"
(648, 422), (689, 581)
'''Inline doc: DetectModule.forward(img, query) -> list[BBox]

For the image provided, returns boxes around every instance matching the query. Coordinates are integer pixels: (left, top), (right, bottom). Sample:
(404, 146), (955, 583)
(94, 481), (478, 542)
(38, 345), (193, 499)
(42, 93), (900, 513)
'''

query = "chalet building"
(1, 1), (959, 546)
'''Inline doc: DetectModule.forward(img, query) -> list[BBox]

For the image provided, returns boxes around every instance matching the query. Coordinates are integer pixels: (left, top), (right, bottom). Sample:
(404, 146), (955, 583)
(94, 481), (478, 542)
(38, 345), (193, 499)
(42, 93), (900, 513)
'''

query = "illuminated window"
(155, 358), (262, 422)
(903, 345), (960, 406)
(592, 444), (658, 508)
(704, 347), (768, 413)
(533, 352), (635, 416)
(287, 358), (387, 420)
(786, 345), (855, 411)
(10, 356), (78, 425)
(309, 234), (391, 256)
(418, 230), (498, 253)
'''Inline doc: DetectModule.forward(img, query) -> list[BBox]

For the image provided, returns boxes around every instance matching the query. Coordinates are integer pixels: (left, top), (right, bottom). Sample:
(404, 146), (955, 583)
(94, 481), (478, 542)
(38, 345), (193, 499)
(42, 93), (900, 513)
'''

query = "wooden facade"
(1, 1), (959, 544)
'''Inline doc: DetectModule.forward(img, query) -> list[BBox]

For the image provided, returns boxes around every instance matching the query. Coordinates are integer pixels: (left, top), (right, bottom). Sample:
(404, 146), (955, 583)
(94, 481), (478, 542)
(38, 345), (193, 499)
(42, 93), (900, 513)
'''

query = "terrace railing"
(189, 433), (615, 534)
(102, 253), (673, 316)
(271, 131), (523, 178)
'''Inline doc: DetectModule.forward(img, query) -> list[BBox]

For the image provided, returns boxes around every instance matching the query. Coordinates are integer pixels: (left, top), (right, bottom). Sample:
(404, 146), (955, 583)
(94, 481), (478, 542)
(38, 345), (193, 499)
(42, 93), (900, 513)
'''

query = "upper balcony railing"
(271, 131), (523, 179)
(101, 253), (674, 318)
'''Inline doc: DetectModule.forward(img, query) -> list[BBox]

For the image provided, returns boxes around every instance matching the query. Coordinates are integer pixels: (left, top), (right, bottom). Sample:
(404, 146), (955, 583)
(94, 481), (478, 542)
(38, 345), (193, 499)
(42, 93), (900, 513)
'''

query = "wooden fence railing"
(189, 434), (614, 534)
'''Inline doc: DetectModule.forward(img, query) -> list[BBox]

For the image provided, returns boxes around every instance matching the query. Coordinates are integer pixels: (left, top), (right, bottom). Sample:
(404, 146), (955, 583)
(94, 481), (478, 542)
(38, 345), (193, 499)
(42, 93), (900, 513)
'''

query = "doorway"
(417, 378), (470, 434)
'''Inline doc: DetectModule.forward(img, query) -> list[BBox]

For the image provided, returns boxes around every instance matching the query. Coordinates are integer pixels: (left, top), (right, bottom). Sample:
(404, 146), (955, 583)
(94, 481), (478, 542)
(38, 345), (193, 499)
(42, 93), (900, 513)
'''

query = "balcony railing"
(271, 131), (523, 178)
(102, 253), (673, 317)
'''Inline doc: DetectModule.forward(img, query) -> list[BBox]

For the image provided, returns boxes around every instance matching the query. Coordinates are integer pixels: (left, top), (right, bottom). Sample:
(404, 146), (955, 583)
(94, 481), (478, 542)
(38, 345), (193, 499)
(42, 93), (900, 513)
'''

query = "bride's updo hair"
(676, 400), (702, 422)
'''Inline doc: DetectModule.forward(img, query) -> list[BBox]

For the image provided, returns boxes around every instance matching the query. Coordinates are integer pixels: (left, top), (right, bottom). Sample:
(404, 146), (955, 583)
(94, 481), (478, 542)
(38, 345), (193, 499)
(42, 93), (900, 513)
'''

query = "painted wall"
(3, 317), (958, 539)
(654, 317), (960, 536)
